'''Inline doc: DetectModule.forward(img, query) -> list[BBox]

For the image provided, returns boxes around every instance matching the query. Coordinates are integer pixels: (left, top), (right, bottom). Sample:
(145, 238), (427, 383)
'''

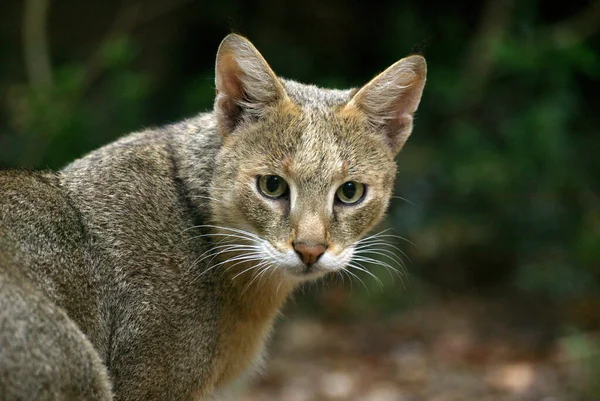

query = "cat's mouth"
(287, 261), (330, 280)
(258, 240), (353, 281)
(283, 251), (349, 280)
(304, 263), (316, 274)
(301, 262), (327, 276)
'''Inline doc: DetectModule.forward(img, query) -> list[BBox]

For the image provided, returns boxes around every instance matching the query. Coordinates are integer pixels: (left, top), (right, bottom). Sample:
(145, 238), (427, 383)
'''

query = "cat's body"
(0, 35), (426, 400)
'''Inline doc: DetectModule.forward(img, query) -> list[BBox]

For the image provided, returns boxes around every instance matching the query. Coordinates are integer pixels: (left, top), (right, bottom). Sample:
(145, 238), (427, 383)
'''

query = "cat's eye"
(257, 175), (289, 199)
(335, 181), (366, 205)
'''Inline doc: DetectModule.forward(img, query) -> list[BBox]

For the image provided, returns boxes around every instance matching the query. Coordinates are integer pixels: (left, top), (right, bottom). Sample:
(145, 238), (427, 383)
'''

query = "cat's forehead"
(281, 79), (355, 109)
(236, 80), (395, 186)
(272, 108), (392, 187)
(286, 121), (345, 184)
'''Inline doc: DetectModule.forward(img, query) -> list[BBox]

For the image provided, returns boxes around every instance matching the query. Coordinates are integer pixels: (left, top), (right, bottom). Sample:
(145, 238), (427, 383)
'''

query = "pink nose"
(293, 243), (326, 265)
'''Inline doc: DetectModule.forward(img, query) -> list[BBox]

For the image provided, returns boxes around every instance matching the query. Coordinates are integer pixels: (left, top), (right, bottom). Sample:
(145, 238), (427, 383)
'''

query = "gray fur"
(1, 123), (224, 400)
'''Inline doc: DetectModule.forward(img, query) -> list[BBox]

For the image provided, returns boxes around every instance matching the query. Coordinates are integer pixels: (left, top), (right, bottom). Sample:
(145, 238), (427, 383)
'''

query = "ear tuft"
(214, 34), (286, 135)
(345, 55), (427, 154)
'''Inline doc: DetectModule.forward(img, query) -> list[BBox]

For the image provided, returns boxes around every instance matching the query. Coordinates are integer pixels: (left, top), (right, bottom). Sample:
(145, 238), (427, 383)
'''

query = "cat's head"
(209, 34), (426, 282)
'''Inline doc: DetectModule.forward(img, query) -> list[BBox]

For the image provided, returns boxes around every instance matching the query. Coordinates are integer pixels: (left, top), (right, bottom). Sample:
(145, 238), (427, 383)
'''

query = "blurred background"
(1, 0), (599, 399)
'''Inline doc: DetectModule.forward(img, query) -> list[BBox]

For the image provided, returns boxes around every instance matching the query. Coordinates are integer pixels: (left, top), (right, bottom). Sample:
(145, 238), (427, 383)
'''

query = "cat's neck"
(221, 258), (296, 320)
(209, 258), (296, 389)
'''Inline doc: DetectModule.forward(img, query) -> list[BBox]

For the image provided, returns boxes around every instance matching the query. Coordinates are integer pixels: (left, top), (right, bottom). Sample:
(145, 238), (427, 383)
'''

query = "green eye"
(257, 175), (289, 198)
(336, 181), (366, 205)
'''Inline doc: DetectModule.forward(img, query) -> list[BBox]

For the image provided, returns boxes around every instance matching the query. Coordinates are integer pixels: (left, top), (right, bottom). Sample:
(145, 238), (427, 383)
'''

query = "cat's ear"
(214, 34), (286, 135)
(345, 55), (426, 154)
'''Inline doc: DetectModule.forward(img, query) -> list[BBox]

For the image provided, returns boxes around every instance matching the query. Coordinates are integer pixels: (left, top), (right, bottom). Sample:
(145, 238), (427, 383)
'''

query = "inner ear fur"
(344, 55), (427, 154)
(214, 34), (287, 135)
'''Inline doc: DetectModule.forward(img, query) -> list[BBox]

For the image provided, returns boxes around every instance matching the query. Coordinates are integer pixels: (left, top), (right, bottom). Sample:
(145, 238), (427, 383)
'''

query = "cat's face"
(209, 35), (425, 282)
(212, 100), (397, 280)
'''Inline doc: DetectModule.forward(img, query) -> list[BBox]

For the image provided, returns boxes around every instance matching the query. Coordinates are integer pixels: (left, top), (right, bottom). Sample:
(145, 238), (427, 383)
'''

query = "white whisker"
(346, 262), (384, 288)
(356, 234), (415, 247)
(355, 241), (411, 263)
(240, 261), (272, 295)
(231, 259), (268, 281)
(186, 243), (260, 274)
(343, 269), (369, 294)
(390, 195), (420, 208)
(353, 249), (407, 273)
(194, 252), (264, 282)
(351, 255), (404, 281)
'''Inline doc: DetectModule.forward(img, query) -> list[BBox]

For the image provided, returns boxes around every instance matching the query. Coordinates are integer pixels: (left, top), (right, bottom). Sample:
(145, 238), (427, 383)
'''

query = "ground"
(237, 294), (599, 401)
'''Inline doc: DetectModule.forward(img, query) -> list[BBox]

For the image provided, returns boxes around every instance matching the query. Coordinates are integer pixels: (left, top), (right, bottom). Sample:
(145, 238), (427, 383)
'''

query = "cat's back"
(0, 168), (109, 361)
(0, 170), (91, 308)
(0, 170), (85, 270)
(0, 169), (71, 221)
(0, 173), (114, 401)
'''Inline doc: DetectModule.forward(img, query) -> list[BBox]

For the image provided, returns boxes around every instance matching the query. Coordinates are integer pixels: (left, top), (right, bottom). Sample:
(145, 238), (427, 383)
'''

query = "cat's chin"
(283, 263), (332, 281)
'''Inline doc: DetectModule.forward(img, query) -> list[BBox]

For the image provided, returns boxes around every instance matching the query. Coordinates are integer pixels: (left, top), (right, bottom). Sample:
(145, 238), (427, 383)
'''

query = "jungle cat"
(0, 34), (426, 400)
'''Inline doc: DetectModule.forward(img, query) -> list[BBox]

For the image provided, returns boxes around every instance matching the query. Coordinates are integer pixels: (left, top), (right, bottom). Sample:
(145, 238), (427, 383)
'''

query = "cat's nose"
(293, 242), (326, 265)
